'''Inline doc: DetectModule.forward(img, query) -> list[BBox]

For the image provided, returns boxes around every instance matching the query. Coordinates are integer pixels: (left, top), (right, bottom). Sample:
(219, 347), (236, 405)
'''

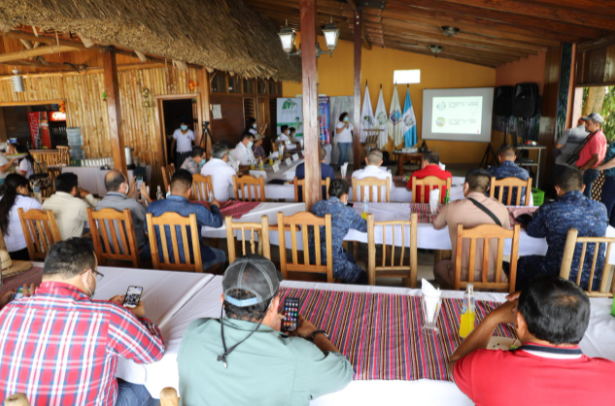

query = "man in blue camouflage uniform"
(488, 144), (530, 204)
(515, 168), (608, 291)
(310, 179), (368, 284)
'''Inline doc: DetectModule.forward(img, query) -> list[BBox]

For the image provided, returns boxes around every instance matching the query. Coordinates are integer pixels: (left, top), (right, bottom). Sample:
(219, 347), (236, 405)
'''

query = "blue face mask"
(253, 123), (257, 129)
(181, 125), (188, 131)
(344, 117), (349, 123)
(199, 159), (206, 168)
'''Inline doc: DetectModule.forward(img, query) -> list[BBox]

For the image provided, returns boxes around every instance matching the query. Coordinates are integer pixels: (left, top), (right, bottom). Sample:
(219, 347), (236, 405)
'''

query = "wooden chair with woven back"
(233, 175), (265, 202)
(559, 228), (615, 297)
(352, 176), (390, 202)
(225, 215), (271, 263)
(454, 223), (521, 293)
(161, 164), (176, 192)
(363, 129), (382, 158)
(366, 213), (418, 287)
(146, 212), (203, 272)
(411, 176), (452, 203)
(87, 208), (140, 268)
(192, 174), (214, 202)
(489, 177), (532, 206)
(292, 177), (330, 203)
(277, 212), (334, 282)
(18, 208), (62, 261)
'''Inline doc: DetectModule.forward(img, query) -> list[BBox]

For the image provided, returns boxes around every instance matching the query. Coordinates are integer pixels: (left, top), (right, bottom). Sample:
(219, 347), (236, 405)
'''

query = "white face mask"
(248, 141), (254, 148)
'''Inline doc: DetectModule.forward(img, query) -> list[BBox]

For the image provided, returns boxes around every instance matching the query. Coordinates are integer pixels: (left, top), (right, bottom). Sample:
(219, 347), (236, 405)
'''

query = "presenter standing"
(171, 117), (195, 168)
(336, 112), (354, 168)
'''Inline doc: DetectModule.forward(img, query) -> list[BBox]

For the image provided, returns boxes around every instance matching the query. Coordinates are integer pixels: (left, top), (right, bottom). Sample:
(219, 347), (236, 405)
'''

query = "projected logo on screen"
(431, 96), (483, 135)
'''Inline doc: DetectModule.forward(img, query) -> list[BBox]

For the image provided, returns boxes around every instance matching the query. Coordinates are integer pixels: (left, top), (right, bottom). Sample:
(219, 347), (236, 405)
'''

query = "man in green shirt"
(177, 255), (353, 405)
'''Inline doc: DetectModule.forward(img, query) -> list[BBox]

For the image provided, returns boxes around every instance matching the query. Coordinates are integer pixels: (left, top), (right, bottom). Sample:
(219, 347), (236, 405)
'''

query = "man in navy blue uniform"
(488, 145), (530, 204)
(515, 167), (608, 291)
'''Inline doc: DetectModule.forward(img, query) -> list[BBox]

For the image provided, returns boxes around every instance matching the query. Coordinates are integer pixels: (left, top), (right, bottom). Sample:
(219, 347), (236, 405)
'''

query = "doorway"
(155, 94), (202, 168)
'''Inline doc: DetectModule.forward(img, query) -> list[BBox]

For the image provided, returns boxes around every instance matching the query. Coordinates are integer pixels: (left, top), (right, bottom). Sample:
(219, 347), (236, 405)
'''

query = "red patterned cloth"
(0, 266), (43, 295)
(508, 206), (539, 225)
(410, 203), (442, 223)
(193, 200), (261, 219)
(280, 287), (517, 381)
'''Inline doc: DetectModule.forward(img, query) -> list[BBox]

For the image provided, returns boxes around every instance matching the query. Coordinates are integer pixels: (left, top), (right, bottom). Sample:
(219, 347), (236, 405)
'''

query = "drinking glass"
(421, 294), (442, 335)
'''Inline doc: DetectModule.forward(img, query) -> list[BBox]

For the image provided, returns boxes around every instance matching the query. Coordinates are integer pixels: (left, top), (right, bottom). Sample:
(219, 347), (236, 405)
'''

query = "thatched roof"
(0, 0), (301, 80)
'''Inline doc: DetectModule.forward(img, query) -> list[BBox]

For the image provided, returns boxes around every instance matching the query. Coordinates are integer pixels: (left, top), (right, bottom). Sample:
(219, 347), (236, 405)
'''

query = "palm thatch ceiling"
(0, 0), (302, 80)
(244, 0), (615, 68)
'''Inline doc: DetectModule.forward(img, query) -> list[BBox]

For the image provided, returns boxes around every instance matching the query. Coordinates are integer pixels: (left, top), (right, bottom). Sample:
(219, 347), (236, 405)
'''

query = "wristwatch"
(306, 330), (329, 342)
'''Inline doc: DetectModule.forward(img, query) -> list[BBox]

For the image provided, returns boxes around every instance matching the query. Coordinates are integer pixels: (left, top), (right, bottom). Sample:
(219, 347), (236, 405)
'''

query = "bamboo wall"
(0, 64), (202, 189)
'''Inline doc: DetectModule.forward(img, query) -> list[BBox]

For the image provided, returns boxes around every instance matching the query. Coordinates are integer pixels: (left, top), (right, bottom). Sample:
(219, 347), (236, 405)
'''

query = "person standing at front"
(171, 118), (195, 169)
(336, 112), (353, 168)
(576, 113), (607, 198)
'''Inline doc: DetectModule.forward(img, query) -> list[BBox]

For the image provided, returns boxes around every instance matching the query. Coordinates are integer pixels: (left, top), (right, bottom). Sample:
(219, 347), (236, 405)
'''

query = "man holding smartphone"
(0, 238), (164, 406)
(177, 255), (353, 405)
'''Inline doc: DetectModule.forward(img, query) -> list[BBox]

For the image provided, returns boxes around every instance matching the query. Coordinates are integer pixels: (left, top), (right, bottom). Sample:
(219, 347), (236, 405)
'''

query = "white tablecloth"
(62, 166), (152, 197)
(117, 274), (615, 403)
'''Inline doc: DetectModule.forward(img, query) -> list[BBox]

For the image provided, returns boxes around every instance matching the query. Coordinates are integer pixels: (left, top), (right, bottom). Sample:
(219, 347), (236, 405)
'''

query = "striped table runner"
(410, 203), (442, 223)
(280, 287), (517, 381)
(0, 267), (43, 295)
(194, 201), (261, 219)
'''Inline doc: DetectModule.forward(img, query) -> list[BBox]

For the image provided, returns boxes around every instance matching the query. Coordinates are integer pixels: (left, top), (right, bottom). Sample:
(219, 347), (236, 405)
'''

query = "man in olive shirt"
(177, 255), (353, 405)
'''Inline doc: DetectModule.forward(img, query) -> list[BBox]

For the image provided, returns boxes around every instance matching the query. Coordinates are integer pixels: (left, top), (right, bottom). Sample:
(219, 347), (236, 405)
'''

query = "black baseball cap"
(222, 255), (283, 307)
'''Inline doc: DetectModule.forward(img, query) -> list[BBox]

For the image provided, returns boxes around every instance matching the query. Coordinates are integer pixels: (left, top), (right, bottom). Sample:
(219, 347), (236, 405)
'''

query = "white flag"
(388, 86), (403, 146)
(374, 87), (388, 149)
(360, 84), (374, 142)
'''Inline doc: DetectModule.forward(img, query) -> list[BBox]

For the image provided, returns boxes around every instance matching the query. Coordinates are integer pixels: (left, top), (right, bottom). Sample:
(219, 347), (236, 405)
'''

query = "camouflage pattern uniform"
(517, 190), (608, 290)
(310, 197), (368, 284)
(488, 160), (530, 204)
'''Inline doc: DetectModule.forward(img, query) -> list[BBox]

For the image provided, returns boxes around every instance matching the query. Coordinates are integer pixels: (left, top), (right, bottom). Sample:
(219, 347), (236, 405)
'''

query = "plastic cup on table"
(421, 279), (443, 335)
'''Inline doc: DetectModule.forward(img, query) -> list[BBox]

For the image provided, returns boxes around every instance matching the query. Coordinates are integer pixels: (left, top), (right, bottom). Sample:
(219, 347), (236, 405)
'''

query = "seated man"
(231, 133), (256, 166)
(277, 125), (301, 150)
(351, 148), (392, 202)
(177, 255), (353, 405)
(201, 142), (237, 202)
(516, 167), (607, 291)
(450, 276), (615, 405)
(406, 151), (452, 203)
(180, 146), (207, 174)
(42, 172), (99, 239)
(95, 170), (151, 261)
(487, 144), (530, 204)
(0, 238), (164, 405)
(310, 179), (368, 284)
(433, 168), (510, 289)
(295, 146), (334, 200)
(147, 169), (226, 270)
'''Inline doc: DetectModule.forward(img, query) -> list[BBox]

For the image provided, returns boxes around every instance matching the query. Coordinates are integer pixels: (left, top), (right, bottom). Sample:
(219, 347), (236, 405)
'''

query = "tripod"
(199, 121), (212, 155)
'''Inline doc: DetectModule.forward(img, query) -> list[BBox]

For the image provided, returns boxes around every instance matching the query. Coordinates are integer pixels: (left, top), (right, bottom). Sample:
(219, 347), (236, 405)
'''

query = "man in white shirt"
(351, 149), (392, 201)
(201, 143), (237, 202)
(278, 125), (300, 150)
(231, 133), (256, 166)
(42, 172), (99, 239)
(171, 119), (195, 168)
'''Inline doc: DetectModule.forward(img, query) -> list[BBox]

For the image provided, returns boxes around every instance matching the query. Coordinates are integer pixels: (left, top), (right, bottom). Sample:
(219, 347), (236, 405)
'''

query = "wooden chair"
(352, 176), (390, 202)
(192, 174), (214, 201)
(271, 140), (279, 152)
(233, 175), (265, 202)
(225, 215), (271, 263)
(278, 212), (334, 282)
(160, 387), (179, 406)
(146, 212), (203, 272)
(87, 208), (140, 268)
(454, 223), (521, 293)
(292, 177), (330, 202)
(411, 176), (452, 203)
(18, 208), (62, 261)
(363, 129), (383, 158)
(367, 213), (418, 287)
(4, 393), (30, 406)
(489, 177), (532, 206)
(559, 229), (615, 297)
(161, 163), (176, 192)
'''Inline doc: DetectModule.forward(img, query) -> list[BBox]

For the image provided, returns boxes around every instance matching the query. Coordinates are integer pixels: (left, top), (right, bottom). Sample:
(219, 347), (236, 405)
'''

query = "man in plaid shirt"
(0, 238), (165, 406)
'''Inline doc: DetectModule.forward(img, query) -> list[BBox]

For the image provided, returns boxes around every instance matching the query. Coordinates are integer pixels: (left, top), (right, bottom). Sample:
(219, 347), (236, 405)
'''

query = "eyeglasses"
(82, 269), (105, 282)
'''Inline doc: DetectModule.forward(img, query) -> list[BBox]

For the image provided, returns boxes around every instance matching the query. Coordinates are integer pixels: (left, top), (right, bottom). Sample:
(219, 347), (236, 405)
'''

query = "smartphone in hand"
(281, 297), (300, 333)
(122, 286), (144, 309)
(13, 286), (24, 301)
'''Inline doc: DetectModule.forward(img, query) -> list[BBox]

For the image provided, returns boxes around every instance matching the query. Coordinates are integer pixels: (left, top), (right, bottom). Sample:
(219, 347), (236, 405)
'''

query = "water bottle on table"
(362, 195), (369, 220)
(459, 283), (476, 338)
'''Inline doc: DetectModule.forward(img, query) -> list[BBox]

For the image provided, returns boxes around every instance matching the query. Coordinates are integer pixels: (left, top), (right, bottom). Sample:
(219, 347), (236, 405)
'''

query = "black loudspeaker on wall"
(511, 82), (541, 118)
(494, 86), (514, 116)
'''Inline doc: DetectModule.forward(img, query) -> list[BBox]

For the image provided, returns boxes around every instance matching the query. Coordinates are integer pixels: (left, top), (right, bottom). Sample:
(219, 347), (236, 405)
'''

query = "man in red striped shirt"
(0, 238), (165, 406)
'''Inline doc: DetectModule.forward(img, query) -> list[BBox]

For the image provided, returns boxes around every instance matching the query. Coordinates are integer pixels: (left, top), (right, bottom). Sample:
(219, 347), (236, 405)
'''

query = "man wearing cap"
(177, 255), (353, 405)
(576, 113), (607, 198)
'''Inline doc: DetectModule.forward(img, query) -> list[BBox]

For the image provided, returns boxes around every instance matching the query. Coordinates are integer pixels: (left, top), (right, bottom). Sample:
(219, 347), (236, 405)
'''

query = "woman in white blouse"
(336, 112), (354, 167)
(0, 173), (41, 260)
(7, 144), (34, 179)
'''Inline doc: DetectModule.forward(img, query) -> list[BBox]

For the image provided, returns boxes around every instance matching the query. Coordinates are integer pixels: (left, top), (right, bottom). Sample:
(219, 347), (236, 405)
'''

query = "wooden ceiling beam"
(386, 0), (603, 41)
(3, 30), (85, 49)
(428, 0), (615, 32)
(578, 32), (615, 53)
(0, 45), (80, 63)
(385, 41), (501, 68)
(517, 0), (615, 18)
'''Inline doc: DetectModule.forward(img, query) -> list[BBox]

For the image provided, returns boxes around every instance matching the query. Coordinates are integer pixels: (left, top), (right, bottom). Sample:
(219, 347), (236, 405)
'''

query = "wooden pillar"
(300, 0), (322, 208)
(199, 67), (213, 159)
(353, 10), (362, 171)
(102, 46), (127, 175)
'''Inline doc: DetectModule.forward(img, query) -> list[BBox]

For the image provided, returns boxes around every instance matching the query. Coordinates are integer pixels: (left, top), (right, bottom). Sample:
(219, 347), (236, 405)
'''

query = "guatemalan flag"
(402, 86), (417, 148)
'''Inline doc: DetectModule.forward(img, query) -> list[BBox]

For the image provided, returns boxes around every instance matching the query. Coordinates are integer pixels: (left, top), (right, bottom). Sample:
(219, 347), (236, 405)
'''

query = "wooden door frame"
(257, 96), (271, 138)
(154, 93), (202, 168)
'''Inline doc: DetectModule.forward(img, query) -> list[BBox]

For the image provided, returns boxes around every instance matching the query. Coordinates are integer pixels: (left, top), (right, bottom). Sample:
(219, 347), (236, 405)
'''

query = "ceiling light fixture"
(278, 17), (340, 58)
(441, 26), (460, 38)
(429, 45), (444, 57)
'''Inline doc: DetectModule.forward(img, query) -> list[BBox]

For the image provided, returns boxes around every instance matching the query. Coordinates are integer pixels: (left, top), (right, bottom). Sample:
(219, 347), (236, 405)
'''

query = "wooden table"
(393, 151), (424, 175)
